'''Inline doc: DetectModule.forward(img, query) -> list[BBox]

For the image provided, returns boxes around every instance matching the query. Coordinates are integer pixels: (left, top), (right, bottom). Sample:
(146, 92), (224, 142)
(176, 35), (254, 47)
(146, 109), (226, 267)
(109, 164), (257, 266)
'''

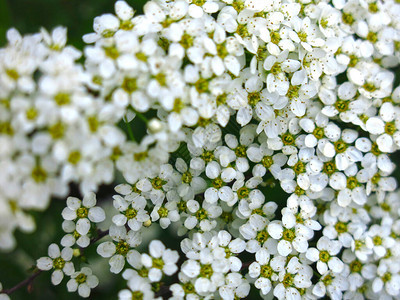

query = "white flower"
(61, 193), (105, 235)
(139, 240), (179, 282)
(365, 223), (395, 258)
(203, 160), (237, 205)
(97, 225), (142, 274)
(118, 276), (155, 300)
(322, 211), (362, 248)
(174, 157), (207, 200)
(290, 16), (325, 52)
(61, 220), (90, 248)
(169, 272), (197, 299)
(219, 272), (250, 300)
(67, 267), (99, 298)
(83, 14), (119, 43)
(372, 259), (400, 296)
(116, 138), (169, 184)
(184, 199), (222, 232)
(150, 200), (180, 229)
(239, 214), (277, 253)
(248, 248), (278, 295)
(313, 271), (349, 300)
(273, 256), (313, 300)
(306, 236), (344, 274)
(263, 50), (299, 96)
(112, 194), (149, 231)
(268, 209), (314, 256)
(36, 243), (74, 285)
(208, 230), (245, 272)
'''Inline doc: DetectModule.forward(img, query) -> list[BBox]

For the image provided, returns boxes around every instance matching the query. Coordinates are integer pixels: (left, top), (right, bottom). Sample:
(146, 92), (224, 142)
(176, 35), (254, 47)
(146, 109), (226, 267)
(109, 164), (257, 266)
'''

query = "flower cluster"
(35, 194), (104, 298)
(2, 0), (400, 299)
(0, 27), (126, 251)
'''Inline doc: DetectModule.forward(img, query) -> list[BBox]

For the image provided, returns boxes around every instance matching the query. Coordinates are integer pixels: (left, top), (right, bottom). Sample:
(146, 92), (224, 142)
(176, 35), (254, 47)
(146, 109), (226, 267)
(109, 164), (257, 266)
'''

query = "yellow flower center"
(53, 257), (65, 269)
(75, 273), (87, 284)
(158, 206), (169, 218)
(282, 228), (295, 242)
(319, 250), (330, 263)
(122, 77), (138, 94)
(77, 207), (88, 218)
(116, 240), (130, 255)
(54, 93), (71, 106)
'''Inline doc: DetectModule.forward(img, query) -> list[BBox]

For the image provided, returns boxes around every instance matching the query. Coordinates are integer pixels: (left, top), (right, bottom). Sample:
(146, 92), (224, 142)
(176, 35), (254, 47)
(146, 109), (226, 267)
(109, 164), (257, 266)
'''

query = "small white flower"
(61, 220), (90, 248)
(306, 236), (344, 274)
(139, 240), (179, 282)
(150, 200), (180, 229)
(97, 225), (142, 274)
(118, 276), (155, 300)
(112, 194), (149, 231)
(184, 199), (222, 232)
(273, 256), (313, 300)
(61, 193), (106, 235)
(268, 209), (314, 256)
(67, 267), (99, 298)
(248, 248), (278, 295)
(36, 243), (74, 285)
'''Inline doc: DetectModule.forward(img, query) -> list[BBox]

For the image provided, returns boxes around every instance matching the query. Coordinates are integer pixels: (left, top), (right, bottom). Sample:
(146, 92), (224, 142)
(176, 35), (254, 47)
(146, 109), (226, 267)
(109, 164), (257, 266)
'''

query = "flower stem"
(135, 111), (149, 124)
(90, 229), (110, 244)
(123, 117), (136, 142)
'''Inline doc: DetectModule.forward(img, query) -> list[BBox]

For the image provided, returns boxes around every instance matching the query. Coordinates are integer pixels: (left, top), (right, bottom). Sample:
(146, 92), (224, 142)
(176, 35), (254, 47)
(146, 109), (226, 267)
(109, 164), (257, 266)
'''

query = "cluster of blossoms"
(2, 0), (400, 299)
(35, 193), (105, 297)
(0, 27), (127, 250)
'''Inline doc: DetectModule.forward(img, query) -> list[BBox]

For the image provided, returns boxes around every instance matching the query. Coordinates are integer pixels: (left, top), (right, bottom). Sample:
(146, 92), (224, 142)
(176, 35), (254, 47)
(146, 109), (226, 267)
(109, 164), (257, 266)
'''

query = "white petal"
(37, 257), (53, 270)
(277, 240), (292, 256)
(78, 283), (91, 298)
(48, 244), (61, 259)
(109, 254), (125, 274)
(76, 218), (91, 236)
(82, 193), (96, 208)
(149, 240), (165, 258)
(89, 207), (106, 223)
(268, 222), (283, 239)
(366, 117), (385, 135)
(305, 247), (319, 263)
(328, 257), (344, 273)
(51, 269), (64, 285)
(97, 242), (116, 258)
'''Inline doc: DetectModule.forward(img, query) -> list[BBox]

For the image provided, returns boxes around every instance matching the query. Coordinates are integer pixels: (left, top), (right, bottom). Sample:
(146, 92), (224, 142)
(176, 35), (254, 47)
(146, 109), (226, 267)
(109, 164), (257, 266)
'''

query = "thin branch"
(91, 229), (110, 244)
(241, 261), (252, 270)
(3, 229), (110, 295)
(123, 117), (136, 142)
(3, 270), (42, 295)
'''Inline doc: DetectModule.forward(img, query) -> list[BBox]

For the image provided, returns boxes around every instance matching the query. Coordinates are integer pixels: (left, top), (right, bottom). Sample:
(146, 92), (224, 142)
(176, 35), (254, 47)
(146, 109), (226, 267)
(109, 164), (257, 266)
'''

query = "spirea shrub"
(1, 0), (400, 299)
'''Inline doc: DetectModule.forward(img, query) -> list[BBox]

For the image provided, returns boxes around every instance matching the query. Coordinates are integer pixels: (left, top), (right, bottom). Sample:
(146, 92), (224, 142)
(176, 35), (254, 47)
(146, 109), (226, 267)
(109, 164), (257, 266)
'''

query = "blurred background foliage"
(0, 0), (400, 299)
